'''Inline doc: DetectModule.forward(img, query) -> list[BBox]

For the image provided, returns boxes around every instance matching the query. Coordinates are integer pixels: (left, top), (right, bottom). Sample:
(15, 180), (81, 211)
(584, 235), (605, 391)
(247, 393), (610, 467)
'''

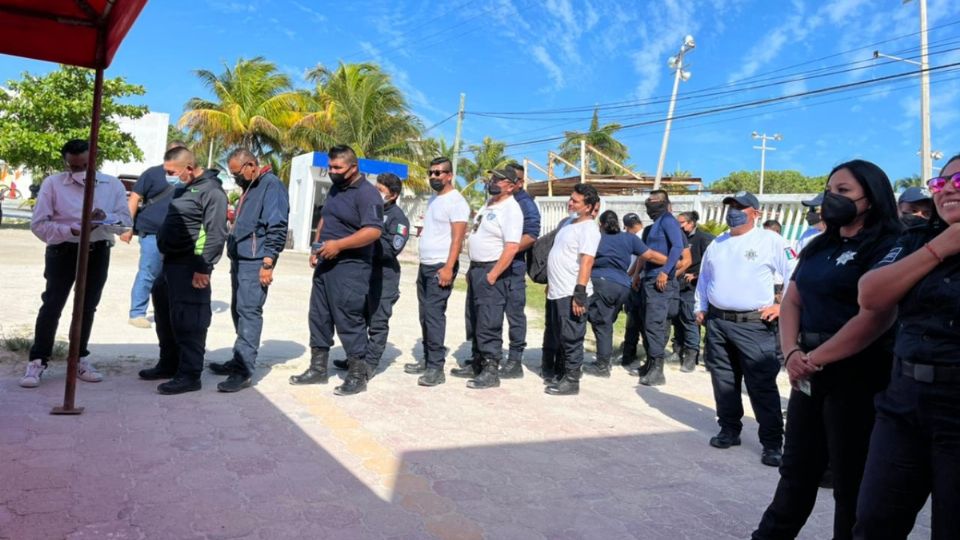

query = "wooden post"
(580, 139), (587, 184)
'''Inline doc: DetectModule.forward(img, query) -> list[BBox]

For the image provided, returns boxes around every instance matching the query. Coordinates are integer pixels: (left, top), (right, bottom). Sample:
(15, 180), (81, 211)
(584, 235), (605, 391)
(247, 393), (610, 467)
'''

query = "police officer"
(412, 157), (470, 386)
(674, 211), (713, 373)
(290, 145), (383, 396)
(853, 154), (960, 539)
(498, 162), (541, 379)
(897, 185), (933, 227)
(331, 173), (409, 373)
(140, 147), (228, 395)
(620, 213), (647, 370)
(752, 160), (900, 539)
(695, 191), (788, 466)
(636, 189), (685, 385)
(461, 168), (523, 389)
(206, 148), (289, 392)
(796, 193), (826, 252)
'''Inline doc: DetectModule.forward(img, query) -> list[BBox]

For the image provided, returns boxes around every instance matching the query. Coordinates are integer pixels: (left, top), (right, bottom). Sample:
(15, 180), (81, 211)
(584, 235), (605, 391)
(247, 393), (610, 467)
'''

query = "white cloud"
(531, 46), (565, 88)
(291, 1), (326, 23)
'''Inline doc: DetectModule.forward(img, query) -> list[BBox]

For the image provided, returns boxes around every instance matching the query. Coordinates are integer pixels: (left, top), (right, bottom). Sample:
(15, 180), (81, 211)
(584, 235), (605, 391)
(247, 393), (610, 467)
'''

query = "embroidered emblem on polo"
(836, 251), (857, 266)
(745, 249), (758, 261)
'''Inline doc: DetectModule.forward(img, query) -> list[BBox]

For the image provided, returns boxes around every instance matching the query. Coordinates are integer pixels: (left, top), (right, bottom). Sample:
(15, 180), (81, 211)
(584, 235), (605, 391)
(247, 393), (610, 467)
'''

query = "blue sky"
(3, 0), (960, 185)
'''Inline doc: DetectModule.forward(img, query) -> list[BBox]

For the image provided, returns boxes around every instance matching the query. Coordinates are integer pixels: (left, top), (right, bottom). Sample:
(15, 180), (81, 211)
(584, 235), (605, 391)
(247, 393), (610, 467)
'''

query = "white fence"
(535, 194), (817, 243)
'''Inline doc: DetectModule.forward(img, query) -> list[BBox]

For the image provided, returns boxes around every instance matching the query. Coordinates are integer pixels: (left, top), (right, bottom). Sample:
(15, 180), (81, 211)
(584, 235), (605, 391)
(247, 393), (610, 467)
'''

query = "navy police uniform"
(673, 227), (714, 364)
(503, 187), (541, 368)
(366, 201), (409, 365)
(639, 214), (685, 364)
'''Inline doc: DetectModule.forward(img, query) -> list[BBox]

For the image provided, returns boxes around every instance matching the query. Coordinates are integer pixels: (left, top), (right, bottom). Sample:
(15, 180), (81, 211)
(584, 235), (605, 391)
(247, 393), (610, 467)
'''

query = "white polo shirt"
(467, 196), (523, 262)
(695, 227), (789, 312)
(419, 190), (471, 265)
(547, 219), (601, 300)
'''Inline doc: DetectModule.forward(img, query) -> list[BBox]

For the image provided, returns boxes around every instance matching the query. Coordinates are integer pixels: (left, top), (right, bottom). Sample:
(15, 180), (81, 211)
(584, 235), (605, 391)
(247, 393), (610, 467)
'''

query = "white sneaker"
(77, 358), (103, 383)
(128, 317), (152, 329)
(19, 359), (46, 388)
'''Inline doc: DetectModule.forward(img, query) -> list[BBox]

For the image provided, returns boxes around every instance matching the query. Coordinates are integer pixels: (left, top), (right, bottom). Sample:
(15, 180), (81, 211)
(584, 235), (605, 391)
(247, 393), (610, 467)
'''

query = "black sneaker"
(709, 431), (742, 449)
(157, 377), (201, 395)
(138, 366), (176, 380)
(217, 373), (252, 393)
(417, 368), (446, 387)
(761, 447), (783, 467)
(208, 360), (241, 375)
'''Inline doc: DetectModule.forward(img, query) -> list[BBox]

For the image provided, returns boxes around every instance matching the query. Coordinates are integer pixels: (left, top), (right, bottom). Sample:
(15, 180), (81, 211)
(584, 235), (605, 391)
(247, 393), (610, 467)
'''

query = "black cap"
(801, 192), (824, 207)
(899, 186), (932, 204)
(722, 190), (760, 209)
(488, 168), (519, 183)
(623, 213), (642, 227)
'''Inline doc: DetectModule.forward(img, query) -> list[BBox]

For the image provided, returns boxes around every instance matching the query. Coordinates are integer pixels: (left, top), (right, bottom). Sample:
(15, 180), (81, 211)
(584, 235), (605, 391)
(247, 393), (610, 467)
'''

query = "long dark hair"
(802, 159), (900, 258)
(599, 210), (620, 234)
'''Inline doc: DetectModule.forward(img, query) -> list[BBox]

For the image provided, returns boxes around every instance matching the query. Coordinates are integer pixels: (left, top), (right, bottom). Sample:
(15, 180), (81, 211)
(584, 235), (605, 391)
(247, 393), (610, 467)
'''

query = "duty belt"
(900, 360), (960, 384)
(469, 260), (498, 269)
(707, 305), (763, 323)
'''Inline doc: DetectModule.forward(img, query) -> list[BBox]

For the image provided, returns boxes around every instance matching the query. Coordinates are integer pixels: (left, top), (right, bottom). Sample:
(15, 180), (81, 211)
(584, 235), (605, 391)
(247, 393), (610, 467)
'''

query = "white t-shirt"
(695, 227), (789, 312)
(547, 219), (601, 300)
(467, 196), (523, 262)
(419, 190), (471, 264)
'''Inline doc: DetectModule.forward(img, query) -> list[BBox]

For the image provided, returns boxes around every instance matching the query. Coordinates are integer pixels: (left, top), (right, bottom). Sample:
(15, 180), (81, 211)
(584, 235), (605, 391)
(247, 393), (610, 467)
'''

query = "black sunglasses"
(429, 169), (451, 176)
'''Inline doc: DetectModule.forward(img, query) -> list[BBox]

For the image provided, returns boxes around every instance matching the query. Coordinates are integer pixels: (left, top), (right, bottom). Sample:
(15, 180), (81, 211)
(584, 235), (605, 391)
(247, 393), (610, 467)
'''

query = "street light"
(653, 35), (695, 190)
(752, 132), (782, 195)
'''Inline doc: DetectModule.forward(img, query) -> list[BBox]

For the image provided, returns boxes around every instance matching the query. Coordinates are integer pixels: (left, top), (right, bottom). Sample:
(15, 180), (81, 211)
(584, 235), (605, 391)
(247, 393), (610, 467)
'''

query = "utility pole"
(919, 0), (932, 179)
(451, 93), (466, 180)
(653, 35), (695, 191)
(752, 132), (782, 195)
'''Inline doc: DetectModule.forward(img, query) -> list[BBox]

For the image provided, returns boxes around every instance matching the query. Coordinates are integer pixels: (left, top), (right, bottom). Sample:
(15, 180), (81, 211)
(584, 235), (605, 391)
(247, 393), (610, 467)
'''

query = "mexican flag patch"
(784, 247), (798, 261)
(396, 224), (408, 236)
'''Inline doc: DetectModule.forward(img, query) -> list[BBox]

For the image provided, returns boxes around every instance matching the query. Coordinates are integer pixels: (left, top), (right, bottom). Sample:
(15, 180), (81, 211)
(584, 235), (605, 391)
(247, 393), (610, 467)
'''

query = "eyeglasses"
(927, 172), (960, 194)
(429, 169), (451, 176)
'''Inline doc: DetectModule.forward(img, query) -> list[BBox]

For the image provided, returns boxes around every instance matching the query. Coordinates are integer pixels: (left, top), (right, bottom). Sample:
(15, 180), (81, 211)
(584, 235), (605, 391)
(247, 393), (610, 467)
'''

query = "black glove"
(573, 284), (588, 308)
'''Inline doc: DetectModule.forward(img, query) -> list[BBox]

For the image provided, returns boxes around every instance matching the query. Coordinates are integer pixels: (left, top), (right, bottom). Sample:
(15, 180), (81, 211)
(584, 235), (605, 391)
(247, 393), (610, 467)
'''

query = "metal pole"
(451, 93), (466, 180)
(919, 0), (932, 179)
(208, 140), (214, 168)
(759, 137), (767, 195)
(654, 63), (682, 190)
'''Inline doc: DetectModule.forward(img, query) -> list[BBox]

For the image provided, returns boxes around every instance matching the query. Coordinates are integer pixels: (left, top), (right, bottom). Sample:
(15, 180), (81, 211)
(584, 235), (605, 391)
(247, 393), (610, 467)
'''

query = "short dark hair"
(61, 139), (89, 156)
(679, 211), (699, 224)
(762, 219), (782, 234)
(599, 210), (620, 234)
(573, 183), (600, 208)
(507, 162), (523, 173)
(167, 140), (188, 151)
(429, 157), (452, 170)
(649, 189), (670, 203)
(227, 148), (258, 164)
(377, 173), (403, 198)
(164, 146), (196, 165)
(329, 144), (358, 164)
(623, 213), (642, 228)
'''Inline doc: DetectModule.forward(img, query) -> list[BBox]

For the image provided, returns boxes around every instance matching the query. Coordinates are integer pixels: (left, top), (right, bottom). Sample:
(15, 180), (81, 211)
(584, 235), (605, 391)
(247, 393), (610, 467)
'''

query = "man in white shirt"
(459, 168), (524, 389)
(543, 184), (601, 396)
(695, 191), (788, 468)
(413, 157), (470, 387)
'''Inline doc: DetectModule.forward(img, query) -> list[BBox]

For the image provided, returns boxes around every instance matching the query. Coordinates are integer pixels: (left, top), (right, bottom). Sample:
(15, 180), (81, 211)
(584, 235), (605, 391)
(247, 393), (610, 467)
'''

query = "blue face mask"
(726, 207), (749, 228)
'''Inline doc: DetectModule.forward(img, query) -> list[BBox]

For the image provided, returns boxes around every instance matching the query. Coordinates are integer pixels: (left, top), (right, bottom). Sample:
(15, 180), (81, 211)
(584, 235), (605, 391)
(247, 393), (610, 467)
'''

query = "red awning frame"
(0, 1), (148, 414)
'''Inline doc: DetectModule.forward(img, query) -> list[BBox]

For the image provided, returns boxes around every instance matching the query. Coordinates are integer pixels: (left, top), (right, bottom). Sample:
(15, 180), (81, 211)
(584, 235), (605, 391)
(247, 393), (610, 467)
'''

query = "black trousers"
(30, 241), (111, 363)
(621, 287), (644, 363)
(230, 259), (269, 377)
(504, 261), (527, 363)
(754, 363), (882, 539)
(588, 278), (630, 364)
(672, 286), (701, 356)
(704, 316), (784, 449)
(417, 262), (457, 369)
(545, 296), (589, 376)
(154, 262), (212, 380)
(465, 262), (509, 364)
(854, 363), (960, 540)
(366, 264), (400, 365)
(309, 260), (372, 366)
(641, 276), (678, 361)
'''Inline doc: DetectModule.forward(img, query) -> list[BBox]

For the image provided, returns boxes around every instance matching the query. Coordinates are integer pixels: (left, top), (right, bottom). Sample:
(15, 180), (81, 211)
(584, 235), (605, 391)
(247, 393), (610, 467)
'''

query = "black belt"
(707, 305), (763, 323)
(799, 331), (835, 350)
(901, 360), (960, 383)
(469, 260), (497, 269)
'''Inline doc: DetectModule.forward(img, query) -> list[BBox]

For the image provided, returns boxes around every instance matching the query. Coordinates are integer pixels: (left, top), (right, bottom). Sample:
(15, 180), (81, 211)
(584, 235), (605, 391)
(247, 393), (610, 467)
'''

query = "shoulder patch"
(396, 223), (408, 236)
(393, 235), (405, 250)
(879, 247), (902, 265)
(784, 247), (798, 261)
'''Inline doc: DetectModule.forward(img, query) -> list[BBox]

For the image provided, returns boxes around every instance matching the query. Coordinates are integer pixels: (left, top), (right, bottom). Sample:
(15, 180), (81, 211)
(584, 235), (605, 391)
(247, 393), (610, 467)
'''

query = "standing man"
(331, 173), (409, 373)
(205, 148), (289, 392)
(143, 147), (228, 395)
(674, 211), (714, 373)
(461, 168), (523, 389)
(620, 213), (646, 370)
(695, 191), (788, 466)
(637, 189), (685, 385)
(543, 184), (601, 395)
(290, 145), (382, 396)
(20, 139), (131, 388)
(409, 157), (470, 386)
(498, 162), (540, 379)
(121, 140), (187, 329)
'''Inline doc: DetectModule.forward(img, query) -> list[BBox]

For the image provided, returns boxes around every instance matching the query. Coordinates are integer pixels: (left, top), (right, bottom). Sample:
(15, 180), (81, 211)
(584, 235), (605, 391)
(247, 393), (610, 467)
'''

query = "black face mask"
(805, 209), (821, 226)
(645, 200), (668, 221)
(234, 174), (251, 189)
(429, 178), (445, 192)
(900, 214), (927, 228)
(821, 191), (865, 227)
(329, 172), (352, 188)
(487, 182), (502, 196)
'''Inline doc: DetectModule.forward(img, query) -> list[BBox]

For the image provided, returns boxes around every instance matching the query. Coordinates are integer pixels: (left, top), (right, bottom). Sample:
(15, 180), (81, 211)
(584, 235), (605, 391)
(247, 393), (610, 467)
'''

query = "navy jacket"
(227, 171), (289, 262)
(157, 170), (228, 274)
(642, 213), (685, 278)
(375, 202), (410, 274)
(512, 188), (541, 268)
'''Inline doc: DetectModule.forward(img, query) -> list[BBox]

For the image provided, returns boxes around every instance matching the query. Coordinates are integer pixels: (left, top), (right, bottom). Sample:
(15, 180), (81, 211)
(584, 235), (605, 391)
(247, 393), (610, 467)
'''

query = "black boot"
(466, 359), (500, 389)
(332, 359), (349, 370)
(289, 348), (329, 385)
(664, 349), (680, 364)
(582, 357), (611, 377)
(545, 372), (580, 395)
(403, 358), (426, 374)
(679, 349), (698, 373)
(499, 357), (524, 379)
(451, 358), (481, 378)
(417, 367), (446, 387)
(139, 361), (176, 380)
(157, 376), (201, 395)
(217, 373), (252, 392)
(334, 358), (368, 396)
(626, 356), (651, 377)
(638, 357), (666, 386)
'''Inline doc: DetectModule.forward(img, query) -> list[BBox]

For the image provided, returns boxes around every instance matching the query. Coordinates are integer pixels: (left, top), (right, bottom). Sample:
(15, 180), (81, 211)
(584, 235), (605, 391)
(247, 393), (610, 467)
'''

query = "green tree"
(709, 170), (827, 194)
(894, 174), (922, 191)
(457, 136), (511, 209)
(0, 65), (147, 179)
(558, 108), (629, 174)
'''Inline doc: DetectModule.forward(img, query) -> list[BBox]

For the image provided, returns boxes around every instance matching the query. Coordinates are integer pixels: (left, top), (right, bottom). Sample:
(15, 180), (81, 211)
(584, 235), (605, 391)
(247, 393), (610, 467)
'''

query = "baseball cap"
(722, 190), (760, 209)
(898, 186), (932, 204)
(488, 168), (519, 183)
(801, 192), (824, 207)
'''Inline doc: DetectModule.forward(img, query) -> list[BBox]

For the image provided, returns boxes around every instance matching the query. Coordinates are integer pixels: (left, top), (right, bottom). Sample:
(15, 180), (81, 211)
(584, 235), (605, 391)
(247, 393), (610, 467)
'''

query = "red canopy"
(0, 0), (147, 69)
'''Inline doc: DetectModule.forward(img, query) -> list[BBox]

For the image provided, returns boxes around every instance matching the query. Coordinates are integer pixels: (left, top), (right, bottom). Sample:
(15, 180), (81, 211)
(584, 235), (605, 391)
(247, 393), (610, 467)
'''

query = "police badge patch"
(879, 247), (902, 265)
(393, 235), (405, 250)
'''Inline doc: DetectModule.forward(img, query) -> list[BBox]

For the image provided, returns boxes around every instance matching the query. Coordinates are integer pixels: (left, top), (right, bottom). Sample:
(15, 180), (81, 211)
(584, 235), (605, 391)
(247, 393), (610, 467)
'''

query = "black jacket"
(227, 171), (289, 262)
(375, 202), (410, 272)
(158, 170), (228, 274)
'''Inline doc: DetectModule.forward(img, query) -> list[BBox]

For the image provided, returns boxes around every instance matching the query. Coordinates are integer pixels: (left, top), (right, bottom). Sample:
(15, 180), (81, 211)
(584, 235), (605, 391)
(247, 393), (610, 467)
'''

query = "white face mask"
(166, 175), (181, 185)
(568, 210), (580, 220)
(68, 171), (86, 183)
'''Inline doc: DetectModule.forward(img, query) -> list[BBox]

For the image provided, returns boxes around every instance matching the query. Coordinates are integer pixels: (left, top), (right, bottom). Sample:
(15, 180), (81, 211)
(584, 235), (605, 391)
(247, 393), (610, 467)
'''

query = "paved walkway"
(0, 228), (930, 539)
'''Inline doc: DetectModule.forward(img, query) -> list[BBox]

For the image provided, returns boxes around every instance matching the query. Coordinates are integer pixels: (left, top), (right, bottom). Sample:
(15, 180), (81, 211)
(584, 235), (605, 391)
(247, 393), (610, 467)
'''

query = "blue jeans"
(129, 234), (162, 318)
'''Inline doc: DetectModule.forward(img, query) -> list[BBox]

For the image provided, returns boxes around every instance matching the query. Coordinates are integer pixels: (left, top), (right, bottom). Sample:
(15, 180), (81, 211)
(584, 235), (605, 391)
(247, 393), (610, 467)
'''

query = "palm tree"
(894, 174), (923, 191)
(458, 136), (511, 208)
(558, 108), (629, 175)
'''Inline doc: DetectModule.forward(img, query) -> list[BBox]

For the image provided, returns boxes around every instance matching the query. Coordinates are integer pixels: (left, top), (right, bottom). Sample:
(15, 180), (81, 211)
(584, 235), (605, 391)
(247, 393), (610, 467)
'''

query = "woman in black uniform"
(853, 154), (960, 539)
(752, 159), (900, 539)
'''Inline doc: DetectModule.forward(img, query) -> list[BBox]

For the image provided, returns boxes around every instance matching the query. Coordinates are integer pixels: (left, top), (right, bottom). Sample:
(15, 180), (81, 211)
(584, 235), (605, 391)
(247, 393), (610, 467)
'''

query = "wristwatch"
(262, 261), (274, 270)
